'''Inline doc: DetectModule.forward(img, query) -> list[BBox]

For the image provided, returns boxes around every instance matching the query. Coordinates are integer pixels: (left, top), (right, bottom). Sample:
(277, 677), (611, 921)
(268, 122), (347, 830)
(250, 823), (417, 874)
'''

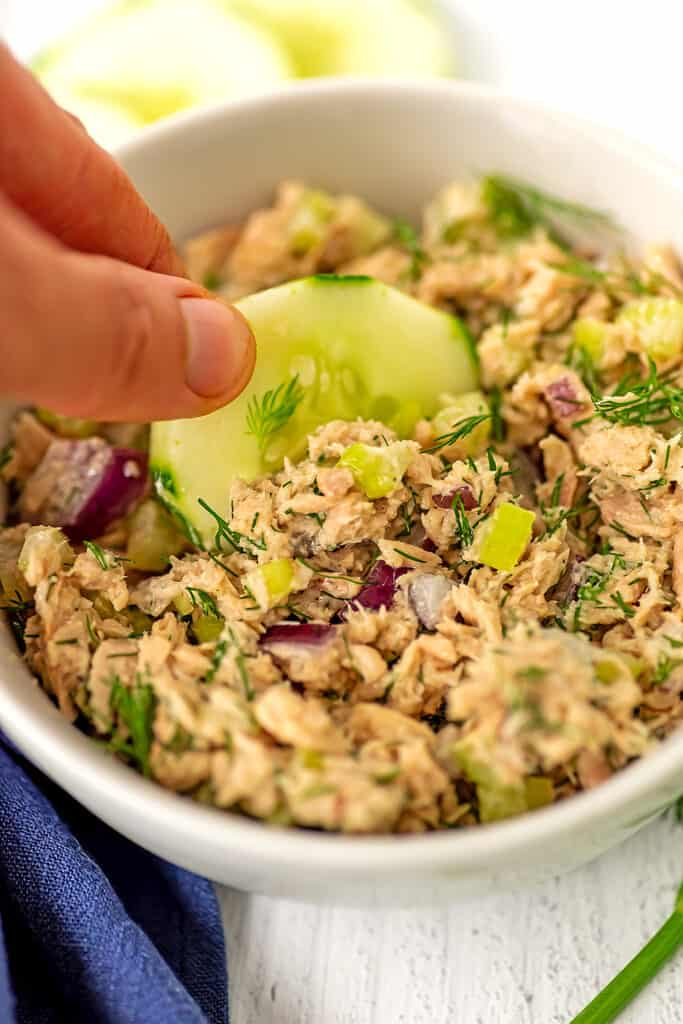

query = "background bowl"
(3, 79), (683, 906)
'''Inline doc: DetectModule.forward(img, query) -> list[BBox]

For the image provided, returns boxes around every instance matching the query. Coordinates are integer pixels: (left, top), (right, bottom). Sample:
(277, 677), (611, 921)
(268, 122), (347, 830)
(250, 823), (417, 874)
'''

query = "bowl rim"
(4, 76), (683, 873)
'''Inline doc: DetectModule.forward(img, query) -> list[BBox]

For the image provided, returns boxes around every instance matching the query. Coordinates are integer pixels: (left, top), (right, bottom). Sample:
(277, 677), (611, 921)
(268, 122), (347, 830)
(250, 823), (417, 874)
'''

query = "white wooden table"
(5, 1), (683, 1019)
(219, 813), (683, 1023)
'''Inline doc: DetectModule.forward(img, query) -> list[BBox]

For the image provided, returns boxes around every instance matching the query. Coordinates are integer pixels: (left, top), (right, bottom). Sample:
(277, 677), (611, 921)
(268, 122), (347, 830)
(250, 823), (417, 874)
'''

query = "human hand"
(0, 44), (255, 421)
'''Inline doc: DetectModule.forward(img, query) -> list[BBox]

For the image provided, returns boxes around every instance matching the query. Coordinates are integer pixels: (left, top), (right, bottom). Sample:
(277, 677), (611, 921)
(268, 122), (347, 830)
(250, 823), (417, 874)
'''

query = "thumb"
(0, 194), (255, 421)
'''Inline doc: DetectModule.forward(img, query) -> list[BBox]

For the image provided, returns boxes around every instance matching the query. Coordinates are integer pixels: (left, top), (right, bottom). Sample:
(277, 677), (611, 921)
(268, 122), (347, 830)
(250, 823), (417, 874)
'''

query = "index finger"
(0, 43), (184, 277)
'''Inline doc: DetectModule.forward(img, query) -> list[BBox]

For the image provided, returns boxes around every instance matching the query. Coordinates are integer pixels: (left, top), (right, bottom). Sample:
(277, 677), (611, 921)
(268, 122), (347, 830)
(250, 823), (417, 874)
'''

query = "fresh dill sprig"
(394, 219), (428, 281)
(482, 175), (615, 241)
(551, 255), (608, 286)
(108, 673), (157, 777)
(246, 375), (304, 457)
(205, 637), (227, 684)
(198, 497), (266, 557)
(186, 587), (220, 619)
(610, 592), (635, 618)
(567, 343), (602, 398)
(593, 361), (683, 427)
(295, 557), (365, 586)
(488, 387), (505, 441)
(425, 414), (492, 454)
(83, 540), (111, 570)
(226, 625), (253, 700)
(452, 493), (474, 547)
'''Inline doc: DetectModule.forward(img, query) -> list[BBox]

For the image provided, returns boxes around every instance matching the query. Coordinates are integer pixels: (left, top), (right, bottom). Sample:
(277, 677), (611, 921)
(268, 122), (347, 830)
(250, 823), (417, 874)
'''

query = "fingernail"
(182, 298), (254, 398)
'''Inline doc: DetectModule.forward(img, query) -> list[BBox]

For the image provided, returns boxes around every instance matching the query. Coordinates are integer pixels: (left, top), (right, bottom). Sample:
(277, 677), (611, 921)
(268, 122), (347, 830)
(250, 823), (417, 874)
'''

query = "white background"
(3, 2), (683, 1021)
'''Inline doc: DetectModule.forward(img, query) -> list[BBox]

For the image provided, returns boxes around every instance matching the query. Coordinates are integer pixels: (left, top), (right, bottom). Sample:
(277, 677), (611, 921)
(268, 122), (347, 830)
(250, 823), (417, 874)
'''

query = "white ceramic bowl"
(3, 80), (683, 906)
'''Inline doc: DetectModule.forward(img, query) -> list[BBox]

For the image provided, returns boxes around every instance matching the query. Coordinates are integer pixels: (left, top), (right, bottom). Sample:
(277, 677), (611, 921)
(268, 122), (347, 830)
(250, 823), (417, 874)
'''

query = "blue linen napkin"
(0, 733), (228, 1024)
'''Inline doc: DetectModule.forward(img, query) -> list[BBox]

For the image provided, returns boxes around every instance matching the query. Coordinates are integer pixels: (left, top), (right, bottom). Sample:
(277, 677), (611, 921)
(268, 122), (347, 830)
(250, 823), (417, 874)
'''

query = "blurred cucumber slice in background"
(33, 0), (294, 147)
(226, 0), (455, 78)
(33, 0), (455, 148)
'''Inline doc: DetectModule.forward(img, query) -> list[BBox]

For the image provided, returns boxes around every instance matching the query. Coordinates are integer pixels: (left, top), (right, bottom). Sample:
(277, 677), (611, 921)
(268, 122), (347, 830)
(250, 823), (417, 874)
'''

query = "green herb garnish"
(108, 674), (156, 777)
(570, 876), (683, 1023)
(205, 637), (227, 683)
(481, 175), (614, 241)
(186, 587), (220, 619)
(593, 361), (683, 427)
(246, 375), (305, 457)
(453, 493), (474, 547)
(197, 497), (266, 557)
(425, 413), (492, 454)
(83, 540), (110, 570)
(394, 219), (428, 280)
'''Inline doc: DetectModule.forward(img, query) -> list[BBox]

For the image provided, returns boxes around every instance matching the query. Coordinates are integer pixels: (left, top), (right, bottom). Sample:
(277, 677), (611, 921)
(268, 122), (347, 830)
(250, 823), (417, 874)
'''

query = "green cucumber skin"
(151, 276), (479, 545)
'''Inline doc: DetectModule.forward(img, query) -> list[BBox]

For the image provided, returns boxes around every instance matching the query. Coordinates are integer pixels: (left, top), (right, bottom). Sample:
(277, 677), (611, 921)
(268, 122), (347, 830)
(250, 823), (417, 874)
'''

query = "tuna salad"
(4, 175), (683, 834)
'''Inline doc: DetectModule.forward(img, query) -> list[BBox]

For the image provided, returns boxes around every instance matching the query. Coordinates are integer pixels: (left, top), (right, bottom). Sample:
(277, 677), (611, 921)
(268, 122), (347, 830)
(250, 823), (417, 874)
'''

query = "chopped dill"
(392, 547), (429, 564)
(425, 413), (491, 454)
(394, 219), (428, 281)
(246, 375), (304, 457)
(481, 174), (615, 241)
(652, 656), (680, 685)
(611, 592), (635, 618)
(489, 387), (505, 441)
(83, 540), (110, 570)
(593, 361), (683, 427)
(296, 559), (365, 586)
(186, 587), (220, 619)
(227, 625), (253, 700)
(205, 638), (227, 683)
(198, 497), (266, 557)
(108, 673), (156, 777)
(453, 493), (474, 547)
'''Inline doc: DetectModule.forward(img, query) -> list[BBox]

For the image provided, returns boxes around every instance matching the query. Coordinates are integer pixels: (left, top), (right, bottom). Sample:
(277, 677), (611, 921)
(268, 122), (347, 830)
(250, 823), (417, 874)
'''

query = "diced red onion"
(408, 573), (452, 630)
(19, 438), (148, 541)
(433, 485), (477, 511)
(261, 622), (336, 654)
(403, 521), (437, 553)
(545, 377), (583, 420)
(352, 560), (410, 612)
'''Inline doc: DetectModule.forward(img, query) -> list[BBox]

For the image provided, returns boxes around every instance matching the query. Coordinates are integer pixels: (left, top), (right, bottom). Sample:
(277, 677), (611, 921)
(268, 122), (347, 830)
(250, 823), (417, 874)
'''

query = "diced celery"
(431, 390), (490, 458)
(337, 441), (415, 499)
(595, 651), (644, 683)
(477, 782), (528, 822)
(288, 189), (336, 255)
(617, 297), (683, 363)
(173, 591), (194, 617)
(124, 607), (153, 635)
(300, 749), (325, 771)
(573, 317), (606, 363)
(261, 557), (295, 601)
(244, 556), (303, 610)
(127, 499), (185, 572)
(476, 502), (534, 572)
(524, 776), (554, 810)
(36, 408), (99, 438)
(192, 613), (224, 644)
(454, 741), (526, 822)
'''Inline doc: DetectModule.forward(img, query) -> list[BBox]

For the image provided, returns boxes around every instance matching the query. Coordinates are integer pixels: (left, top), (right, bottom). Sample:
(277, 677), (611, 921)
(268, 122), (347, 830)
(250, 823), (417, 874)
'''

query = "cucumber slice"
(35, 0), (292, 147)
(225, 0), (455, 78)
(151, 276), (477, 545)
